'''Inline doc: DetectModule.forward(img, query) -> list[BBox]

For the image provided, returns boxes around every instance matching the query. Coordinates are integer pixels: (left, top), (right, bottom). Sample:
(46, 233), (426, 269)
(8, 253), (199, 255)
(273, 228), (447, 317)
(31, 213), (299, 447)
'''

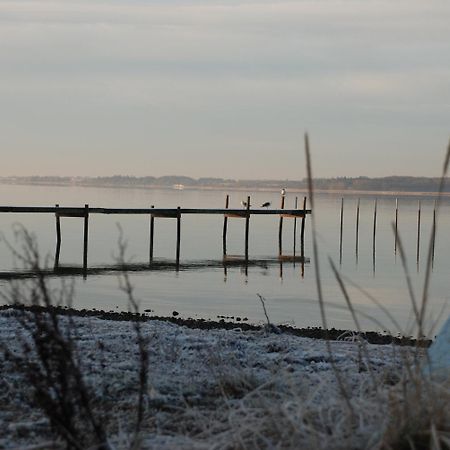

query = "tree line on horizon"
(1, 175), (449, 193)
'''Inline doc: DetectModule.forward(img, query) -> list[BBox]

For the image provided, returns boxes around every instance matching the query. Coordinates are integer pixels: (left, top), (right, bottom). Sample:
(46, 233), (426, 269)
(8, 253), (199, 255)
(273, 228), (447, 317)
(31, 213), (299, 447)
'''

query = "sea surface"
(0, 183), (449, 336)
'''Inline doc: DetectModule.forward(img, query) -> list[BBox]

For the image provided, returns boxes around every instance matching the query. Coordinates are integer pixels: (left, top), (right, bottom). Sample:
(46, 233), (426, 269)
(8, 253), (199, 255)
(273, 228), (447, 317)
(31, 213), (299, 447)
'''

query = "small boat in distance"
(172, 184), (185, 190)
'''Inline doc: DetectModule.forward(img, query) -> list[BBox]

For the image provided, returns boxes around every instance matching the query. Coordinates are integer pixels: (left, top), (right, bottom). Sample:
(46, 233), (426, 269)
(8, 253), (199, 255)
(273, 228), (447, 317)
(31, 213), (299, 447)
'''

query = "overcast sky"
(0, 0), (449, 179)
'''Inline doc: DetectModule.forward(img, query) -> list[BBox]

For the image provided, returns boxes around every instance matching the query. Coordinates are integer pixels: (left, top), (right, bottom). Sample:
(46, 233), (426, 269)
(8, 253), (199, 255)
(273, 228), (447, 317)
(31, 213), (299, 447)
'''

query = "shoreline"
(1, 180), (450, 198)
(0, 304), (430, 347)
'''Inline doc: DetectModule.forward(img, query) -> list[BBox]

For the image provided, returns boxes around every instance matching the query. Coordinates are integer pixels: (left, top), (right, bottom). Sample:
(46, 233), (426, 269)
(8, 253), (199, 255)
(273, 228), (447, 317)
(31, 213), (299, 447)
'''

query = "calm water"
(0, 183), (449, 336)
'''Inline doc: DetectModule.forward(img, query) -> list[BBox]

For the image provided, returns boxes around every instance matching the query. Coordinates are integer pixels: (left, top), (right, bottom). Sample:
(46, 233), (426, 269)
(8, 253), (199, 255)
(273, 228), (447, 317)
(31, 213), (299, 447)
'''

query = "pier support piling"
(245, 196), (250, 261)
(83, 204), (89, 275)
(54, 204), (61, 269)
(176, 206), (181, 268)
(149, 205), (155, 263)
(278, 193), (285, 256)
(222, 195), (229, 257)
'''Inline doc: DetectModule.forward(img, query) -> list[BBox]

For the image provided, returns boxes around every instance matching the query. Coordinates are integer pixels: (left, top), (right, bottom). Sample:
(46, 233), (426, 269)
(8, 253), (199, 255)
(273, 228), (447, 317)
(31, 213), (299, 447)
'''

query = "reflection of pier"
(0, 257), (310, 281)
(0, 194), (311, 275)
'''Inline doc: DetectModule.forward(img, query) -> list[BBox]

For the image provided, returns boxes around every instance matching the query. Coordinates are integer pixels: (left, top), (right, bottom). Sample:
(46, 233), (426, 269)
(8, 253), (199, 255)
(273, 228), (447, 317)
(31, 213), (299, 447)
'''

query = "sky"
(0, 0), (449, 180)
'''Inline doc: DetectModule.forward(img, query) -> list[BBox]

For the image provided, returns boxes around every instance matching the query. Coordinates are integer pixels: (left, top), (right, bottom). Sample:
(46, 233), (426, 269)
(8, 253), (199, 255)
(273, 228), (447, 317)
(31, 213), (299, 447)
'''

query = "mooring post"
(339, 197), (344, 264)
(394, 198), (399, 255)
(293, 196), (298, 257)
(176, 206), (181, 268)
(300, 196), (307, 259)
(355, 198), (360, 259)
(278, 193), (285, 256)
(149, 205), (155, 263)
(245, 195), (250, 261)
(83, 204), (89, 275)
(54, 204), (61, 269)
(417, 200), (421, 265)
(222, 195), (229, 257)
(372, 199), (377, 272)
(432, 200), (436, 266)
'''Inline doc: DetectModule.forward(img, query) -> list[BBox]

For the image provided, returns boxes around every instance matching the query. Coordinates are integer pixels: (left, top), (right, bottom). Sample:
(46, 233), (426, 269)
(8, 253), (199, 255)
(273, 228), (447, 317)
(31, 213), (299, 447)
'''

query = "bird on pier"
(241, 200), (251, 208)
(261, 202), (271, 208)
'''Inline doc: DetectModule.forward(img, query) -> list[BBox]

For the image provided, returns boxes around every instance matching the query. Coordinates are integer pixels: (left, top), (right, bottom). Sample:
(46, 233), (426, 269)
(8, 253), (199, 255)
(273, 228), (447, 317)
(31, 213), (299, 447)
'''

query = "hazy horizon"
(1, 0), (449, 179)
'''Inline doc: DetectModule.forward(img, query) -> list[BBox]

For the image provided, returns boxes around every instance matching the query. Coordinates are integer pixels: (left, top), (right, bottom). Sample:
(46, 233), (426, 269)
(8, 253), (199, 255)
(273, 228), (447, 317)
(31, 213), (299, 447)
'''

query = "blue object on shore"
(426, 315), (450, 380)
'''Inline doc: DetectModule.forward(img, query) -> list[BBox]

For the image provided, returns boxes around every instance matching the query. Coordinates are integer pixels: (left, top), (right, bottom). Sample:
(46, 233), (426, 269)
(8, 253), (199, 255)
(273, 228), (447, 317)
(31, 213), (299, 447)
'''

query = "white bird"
(281, 188), (286, 196)
(241, 200), (251, 208)
(261, 202), (271, 208)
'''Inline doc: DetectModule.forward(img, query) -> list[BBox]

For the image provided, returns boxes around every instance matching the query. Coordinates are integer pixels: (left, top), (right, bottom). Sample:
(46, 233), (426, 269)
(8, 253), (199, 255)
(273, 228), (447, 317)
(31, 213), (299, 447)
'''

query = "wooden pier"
(0, 197), (311, 274)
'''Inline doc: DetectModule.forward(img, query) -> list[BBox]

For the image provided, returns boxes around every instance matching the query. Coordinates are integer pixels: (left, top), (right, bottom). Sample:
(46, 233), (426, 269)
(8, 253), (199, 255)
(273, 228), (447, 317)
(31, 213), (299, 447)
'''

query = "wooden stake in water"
(432, 200), (436, 266)
(245, 196), (250, 261)
(149, 205), (155, 263)
(300, 196), (307, 277)
(278, 193), (286, 256)
(339, 197), (344, 264)
(416, 200), (421, 265)
(222, 195), (229, 257)
(83, 204), (89, 276)
(372, 199), (377, 272)
(355, 198), (360, 259)
(394, 198), (398, 255)
(54, 204), (61, 269)
(293, 196), (298, 257)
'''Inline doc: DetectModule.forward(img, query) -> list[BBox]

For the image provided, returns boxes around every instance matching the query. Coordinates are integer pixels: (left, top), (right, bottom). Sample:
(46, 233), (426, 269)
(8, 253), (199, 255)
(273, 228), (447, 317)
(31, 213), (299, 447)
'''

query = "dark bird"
(261, 202), (271, 208)
(241, 200), (251, 208)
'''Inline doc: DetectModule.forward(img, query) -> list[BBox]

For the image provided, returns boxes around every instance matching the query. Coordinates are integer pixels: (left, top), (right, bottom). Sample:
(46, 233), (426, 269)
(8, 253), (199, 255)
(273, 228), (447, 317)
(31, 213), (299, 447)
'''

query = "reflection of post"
(293, 196), (298, 257)
(355, 198), (360, 260)
(245, 196), (250, 262)
(372, 199), (377, 274)
(149, 205), (155, 263)
(279, 259), (283, 279)
(278, 194), (285, 256)
(83, 204), (89, 275)
(54, 204), (61, 269)
(176, 206), (181, 268)
(416, 200), (421, 265)
(223, 263), (228, 282)
(339, 197), (344, 264)
(394, 198), (398, 255)
(222, 195), (229, 257)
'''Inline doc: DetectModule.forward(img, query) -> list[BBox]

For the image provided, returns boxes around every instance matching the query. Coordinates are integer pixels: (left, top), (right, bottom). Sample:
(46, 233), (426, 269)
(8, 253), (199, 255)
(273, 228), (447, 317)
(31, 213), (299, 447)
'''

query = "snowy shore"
(0, 308), (421, 449)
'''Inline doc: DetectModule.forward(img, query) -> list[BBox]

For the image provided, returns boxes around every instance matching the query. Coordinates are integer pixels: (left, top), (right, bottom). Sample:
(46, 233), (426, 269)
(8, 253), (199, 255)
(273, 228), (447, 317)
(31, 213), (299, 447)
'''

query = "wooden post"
(245, 196), (250, 261)
(54, 204), (61, 269)
(222, 195), (229, 257)
(432, 200), (436, 265)
(293, 196), (298, 257)
(394, 198), (399, 254)
(300, 196), (307, 278)
(300, 196), (307, 258)
(355, 198), (360, 259)
(83, 204), (89, 274)
(417, 200), (421, 265)
(278, 193), (285, 256)
(149, 205), (155, 263)
(176, 206), (181, 267)
(339, 197), (344, 264)
(372, 199), (377, 272)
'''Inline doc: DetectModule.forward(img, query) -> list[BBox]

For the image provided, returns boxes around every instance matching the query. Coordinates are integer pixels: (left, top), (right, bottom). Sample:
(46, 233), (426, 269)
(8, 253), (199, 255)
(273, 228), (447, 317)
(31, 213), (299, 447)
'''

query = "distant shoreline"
(1, 180), (450, 198)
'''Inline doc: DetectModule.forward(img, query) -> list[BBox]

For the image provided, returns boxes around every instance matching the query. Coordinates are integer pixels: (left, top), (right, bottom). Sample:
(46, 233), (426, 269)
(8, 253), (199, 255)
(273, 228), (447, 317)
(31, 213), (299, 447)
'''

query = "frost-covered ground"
(0, 309), (418, 449)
